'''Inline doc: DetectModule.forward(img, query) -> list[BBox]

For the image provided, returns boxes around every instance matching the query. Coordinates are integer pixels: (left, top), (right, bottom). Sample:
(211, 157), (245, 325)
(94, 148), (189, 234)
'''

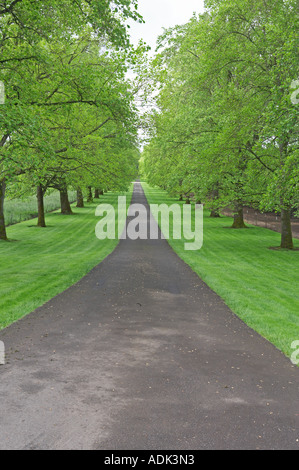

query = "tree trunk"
(185, 196), (191, 204)
(94, 188), (104, 198)
(278, 139), (294, 249)
(60, 187), (73, 215)
(231, 203), (246, 228)
(87, 186), (93, 203)
(210, 209), (220, 218)
(76, 187), (84, 208)
(37, 184), (46, 227)
(280, 207), (294, 249)
(209, 188), (221, 217)
(0, 179), (7, 240)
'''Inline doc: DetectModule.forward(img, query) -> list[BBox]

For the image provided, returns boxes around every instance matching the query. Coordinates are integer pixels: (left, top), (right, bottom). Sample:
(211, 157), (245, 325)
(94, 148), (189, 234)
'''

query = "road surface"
(0, 182), (298, 450)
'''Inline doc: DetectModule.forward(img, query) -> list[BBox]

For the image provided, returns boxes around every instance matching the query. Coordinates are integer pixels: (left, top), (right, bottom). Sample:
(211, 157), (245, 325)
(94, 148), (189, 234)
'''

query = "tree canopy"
(141, 0), (299, 249)
(0, 0), (143, 238)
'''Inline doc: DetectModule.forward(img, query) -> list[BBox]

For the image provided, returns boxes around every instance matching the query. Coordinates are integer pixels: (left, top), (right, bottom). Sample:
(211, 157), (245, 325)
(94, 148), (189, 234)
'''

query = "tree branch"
(0, 0), (23, 15)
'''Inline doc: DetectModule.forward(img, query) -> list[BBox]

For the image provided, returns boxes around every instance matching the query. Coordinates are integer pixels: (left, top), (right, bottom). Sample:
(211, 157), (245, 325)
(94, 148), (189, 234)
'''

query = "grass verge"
(0, 188), (132, 329)
(142, 182), (299, 361)
(4, 190), (77, 226)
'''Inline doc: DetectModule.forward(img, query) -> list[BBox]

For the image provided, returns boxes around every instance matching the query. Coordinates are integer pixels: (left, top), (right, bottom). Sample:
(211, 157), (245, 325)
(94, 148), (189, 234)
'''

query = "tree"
(0, 1), (143, 239)
(142, 1), (298, 249)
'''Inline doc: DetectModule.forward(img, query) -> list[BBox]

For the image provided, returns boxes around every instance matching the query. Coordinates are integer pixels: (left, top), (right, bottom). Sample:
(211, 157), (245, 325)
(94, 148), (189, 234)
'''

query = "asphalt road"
(0, 182), (298, 450)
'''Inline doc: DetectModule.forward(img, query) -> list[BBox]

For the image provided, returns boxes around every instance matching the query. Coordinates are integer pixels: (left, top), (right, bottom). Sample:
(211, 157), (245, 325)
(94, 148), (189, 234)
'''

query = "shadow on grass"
(58, 212), (79, 216)
(269, 246), (299, 251)
(222, 225), (253, 229)
(27, 225), (55, 228)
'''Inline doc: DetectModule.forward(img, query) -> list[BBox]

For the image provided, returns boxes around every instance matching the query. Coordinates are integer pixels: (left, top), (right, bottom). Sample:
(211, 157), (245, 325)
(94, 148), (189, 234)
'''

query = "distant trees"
(142, 0), (298, 249)
(0, 0), (143, 239)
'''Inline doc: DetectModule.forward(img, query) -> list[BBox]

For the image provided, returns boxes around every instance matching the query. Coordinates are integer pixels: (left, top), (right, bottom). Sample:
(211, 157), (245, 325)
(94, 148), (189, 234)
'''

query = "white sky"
(128, 0), (206, 52)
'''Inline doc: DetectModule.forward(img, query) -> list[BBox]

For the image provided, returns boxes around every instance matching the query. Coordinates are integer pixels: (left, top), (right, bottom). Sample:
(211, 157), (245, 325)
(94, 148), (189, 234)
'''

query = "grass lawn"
(0, 188), (132, 330)
(4, 190), (77, 226)
(142, 182), (299, 361)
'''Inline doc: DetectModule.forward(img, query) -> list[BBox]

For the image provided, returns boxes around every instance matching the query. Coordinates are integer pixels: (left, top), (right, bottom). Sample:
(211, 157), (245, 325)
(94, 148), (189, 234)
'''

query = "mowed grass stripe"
(0, 189), (132, 329)
(4, 190), (77, 226)
(142, 183), (299, 360)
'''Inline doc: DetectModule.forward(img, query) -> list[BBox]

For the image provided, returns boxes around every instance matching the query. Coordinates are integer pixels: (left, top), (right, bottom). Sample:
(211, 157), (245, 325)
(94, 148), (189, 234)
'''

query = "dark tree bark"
(87, 186), (93, 203)
(60, 186), (73, 215)
(37, 184), (46, 227)
(209, 188), (221, 217)
(210, 209), (221, 218)
(280, 207), (294, 249)
(94, 188), (104, 198)
(278, 140), (294, 249)
(231, 203), (246, 228)
(0, 179), (7, 240)
(76, 187), (84, 208)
